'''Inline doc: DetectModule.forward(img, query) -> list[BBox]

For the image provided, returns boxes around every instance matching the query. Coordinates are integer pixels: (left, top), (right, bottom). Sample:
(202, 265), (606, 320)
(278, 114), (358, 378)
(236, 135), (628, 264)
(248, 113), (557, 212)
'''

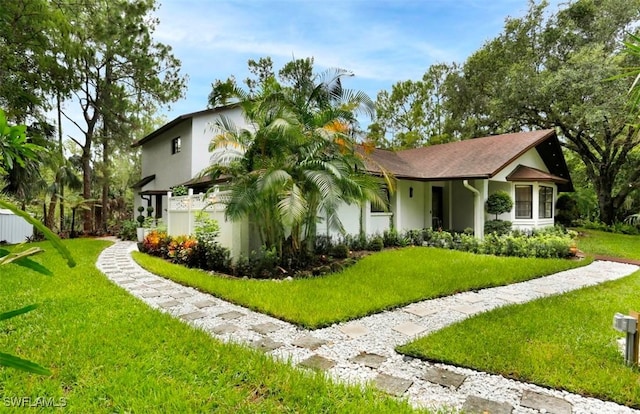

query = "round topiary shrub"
(486, 191), (513, 219)
(484, 219), (512, 236)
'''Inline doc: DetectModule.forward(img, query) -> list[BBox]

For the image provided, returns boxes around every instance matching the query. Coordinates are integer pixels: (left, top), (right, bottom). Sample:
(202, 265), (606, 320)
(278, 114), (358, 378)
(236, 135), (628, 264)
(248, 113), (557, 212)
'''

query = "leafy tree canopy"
(445, 0), (640, 224)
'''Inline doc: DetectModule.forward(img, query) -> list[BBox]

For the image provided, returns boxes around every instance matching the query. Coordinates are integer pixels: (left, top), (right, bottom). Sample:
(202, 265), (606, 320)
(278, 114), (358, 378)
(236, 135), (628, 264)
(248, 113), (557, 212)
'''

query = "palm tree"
(204, 62), (391, 261)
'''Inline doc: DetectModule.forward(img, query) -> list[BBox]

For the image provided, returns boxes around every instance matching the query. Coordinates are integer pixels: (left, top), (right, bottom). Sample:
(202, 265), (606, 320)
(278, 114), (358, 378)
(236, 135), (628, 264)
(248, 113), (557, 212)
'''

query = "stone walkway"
(97, 241), (640, 414)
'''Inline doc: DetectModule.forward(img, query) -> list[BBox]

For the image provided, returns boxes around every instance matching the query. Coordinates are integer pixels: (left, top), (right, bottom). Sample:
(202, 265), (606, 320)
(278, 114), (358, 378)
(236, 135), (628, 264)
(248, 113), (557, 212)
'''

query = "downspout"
(463, 180), (483, 239)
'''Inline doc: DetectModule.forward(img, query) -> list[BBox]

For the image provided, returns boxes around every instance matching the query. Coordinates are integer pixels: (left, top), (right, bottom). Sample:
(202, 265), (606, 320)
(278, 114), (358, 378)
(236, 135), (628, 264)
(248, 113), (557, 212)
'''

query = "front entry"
(432, 186), (443, 229)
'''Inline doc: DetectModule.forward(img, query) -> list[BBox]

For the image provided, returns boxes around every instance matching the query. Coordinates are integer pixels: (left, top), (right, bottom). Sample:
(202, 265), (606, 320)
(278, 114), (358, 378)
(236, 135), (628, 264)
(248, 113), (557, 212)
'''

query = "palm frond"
(277, 183), (307, 226)
(258, 169), (292, 193)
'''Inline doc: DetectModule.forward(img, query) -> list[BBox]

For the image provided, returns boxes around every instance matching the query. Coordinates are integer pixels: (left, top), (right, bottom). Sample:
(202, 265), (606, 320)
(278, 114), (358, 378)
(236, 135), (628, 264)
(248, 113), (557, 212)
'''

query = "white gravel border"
(97, 241), (640, 414)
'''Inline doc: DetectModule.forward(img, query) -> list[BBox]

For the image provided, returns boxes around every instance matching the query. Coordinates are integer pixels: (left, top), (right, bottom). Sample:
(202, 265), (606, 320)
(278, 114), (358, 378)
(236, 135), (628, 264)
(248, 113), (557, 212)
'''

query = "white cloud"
(151, 0), (543, 119)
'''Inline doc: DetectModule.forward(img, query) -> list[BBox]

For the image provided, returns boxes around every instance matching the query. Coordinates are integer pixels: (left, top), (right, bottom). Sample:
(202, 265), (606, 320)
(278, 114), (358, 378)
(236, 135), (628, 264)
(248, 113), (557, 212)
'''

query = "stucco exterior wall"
(395, 180), (425, 231)
(190, 106), (246, 177)
(493, 149), (548, 181)
(141, 121), (193, 192)
(317, 202), (361, 240)
(451, 180), (475, 232)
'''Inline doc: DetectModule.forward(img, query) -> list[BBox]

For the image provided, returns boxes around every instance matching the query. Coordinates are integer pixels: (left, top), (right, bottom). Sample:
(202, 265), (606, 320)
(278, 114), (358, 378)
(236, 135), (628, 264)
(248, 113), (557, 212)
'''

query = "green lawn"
(0, 239), (420, 413)
(398, 232), (640, 408)
(576, 228), (640, 260)
(133, 246), (588, 328)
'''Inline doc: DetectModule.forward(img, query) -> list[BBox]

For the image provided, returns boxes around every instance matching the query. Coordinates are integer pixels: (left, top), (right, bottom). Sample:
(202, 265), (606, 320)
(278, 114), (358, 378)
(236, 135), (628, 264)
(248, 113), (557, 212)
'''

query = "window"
(539, 186), (553, 219)
(515, 185), (532, 219)
(171, 137), (181, 154)
(371, 185), (390, 213)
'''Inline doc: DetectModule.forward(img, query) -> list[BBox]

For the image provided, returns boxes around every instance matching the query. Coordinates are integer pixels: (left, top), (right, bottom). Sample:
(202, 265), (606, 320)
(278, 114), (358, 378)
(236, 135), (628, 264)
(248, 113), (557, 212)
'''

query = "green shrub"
(424, 229), (454, 248)
(577, 219), (640, 235)
(484, 219), (512, 235)
(555, 194), (579, 226)
(458, 233), (481, 253)
(383, 228), (401, 247)
(343, 233), (368, 251)
(118, 219), (138, 241)
(204, 243), (232, 272)
(368, 236), (384, 251)
(314, 235), (333, 255)
(331, 244), (350, 259)
(404, 229), (424, 246)
(486, 191), (513, 219)
(611, 222), (639, 235)
(234, 246), (279, 278)
(171, 185), (188, 196)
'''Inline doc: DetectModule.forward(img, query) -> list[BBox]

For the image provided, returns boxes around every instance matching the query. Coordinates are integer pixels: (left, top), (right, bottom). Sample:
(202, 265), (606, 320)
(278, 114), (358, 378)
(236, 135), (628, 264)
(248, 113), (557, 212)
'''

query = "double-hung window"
(515, 185), (532, 219)
(539, 186), (553, 219)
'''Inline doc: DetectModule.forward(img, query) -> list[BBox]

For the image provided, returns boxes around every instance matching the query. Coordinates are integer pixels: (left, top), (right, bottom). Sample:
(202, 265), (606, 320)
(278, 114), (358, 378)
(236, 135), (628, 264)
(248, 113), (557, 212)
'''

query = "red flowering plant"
(142, 230), (171, 257)
(167, 235), (198, 264)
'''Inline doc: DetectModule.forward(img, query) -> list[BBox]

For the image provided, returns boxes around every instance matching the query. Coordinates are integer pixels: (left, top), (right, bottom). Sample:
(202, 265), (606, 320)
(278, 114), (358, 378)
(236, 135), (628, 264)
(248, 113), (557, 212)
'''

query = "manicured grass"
(0, 239), (421, 413)
(576, 229), (640, 260)
(133, 246), (588, 328)
(398, 270), (640, 408)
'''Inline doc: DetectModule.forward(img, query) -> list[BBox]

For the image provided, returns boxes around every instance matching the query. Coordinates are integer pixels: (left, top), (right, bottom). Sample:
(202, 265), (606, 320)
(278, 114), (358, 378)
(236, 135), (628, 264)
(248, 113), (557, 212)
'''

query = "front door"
(432, 186), (443, 229)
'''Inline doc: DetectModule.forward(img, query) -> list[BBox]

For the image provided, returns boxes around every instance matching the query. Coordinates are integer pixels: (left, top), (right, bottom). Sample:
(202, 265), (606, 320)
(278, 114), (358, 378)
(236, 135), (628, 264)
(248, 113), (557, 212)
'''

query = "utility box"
(614, 312), (639, 365)
(614, 313), (637, 333)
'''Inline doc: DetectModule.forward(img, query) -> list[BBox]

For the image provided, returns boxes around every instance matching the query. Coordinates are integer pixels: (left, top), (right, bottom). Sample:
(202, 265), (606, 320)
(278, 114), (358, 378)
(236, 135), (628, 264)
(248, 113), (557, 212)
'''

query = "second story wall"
(141, 120), (193, 192)
(190, 106), (247, 178)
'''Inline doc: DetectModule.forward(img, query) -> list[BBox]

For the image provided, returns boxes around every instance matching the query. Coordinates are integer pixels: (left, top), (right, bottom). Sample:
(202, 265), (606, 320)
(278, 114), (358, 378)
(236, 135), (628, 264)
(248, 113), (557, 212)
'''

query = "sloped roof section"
(362, 130), (573, 192)
(131, 174), (155, 188)
(131, 104), (239, 148)
(506, 165), (569, 184)
(358, 146), (417, 178)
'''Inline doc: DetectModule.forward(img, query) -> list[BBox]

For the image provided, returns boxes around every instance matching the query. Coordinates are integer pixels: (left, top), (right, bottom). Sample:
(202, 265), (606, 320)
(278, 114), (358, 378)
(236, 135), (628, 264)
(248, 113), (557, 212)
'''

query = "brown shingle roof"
(360, 129), (573, 192)
(506, 165), (568, 184)
(396, 130), (556, 179)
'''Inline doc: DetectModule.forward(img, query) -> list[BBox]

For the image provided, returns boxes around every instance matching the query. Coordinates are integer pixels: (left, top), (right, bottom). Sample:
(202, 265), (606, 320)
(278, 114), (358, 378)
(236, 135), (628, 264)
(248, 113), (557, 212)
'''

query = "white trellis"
(166, 187), (248, 259)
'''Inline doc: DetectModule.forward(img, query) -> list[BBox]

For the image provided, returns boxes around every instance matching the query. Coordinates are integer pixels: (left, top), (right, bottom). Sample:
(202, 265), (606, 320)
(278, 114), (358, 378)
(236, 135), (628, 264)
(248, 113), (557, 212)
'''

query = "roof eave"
(131, 103), (240, 148)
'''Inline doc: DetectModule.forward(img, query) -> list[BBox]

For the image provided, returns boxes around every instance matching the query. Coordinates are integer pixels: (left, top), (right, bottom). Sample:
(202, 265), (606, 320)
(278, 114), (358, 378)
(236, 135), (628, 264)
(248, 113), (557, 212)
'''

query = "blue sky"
(152, 0), (550, 123)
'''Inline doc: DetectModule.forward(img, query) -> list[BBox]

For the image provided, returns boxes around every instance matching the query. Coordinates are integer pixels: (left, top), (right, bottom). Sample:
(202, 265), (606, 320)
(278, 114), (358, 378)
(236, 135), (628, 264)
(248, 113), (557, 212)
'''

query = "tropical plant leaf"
(278, 183), (307, 226)
(0, 246), (43, 264)
(0, 352), (51, 375)
(13, 257), (53, 276)
(0, 199), (75, 267)
(0, 304), (38, 321)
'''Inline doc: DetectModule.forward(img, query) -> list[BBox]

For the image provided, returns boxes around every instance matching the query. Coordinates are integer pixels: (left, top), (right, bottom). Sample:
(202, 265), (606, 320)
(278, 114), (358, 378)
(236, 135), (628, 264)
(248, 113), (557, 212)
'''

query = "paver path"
(97, 241), (640, 414)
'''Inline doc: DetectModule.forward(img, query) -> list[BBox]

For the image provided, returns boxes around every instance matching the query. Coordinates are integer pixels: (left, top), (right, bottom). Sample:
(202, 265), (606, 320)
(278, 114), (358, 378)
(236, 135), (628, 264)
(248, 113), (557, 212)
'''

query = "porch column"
(463, 180), (485, 239)
(393, 186), (402, 229)
(477, 180), (488, 239)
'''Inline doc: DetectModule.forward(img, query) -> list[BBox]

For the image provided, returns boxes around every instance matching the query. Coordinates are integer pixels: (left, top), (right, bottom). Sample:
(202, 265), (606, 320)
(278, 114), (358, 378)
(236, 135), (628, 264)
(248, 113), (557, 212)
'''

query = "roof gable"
(131, 104), (239, 148)
(506, 165), (569, 184)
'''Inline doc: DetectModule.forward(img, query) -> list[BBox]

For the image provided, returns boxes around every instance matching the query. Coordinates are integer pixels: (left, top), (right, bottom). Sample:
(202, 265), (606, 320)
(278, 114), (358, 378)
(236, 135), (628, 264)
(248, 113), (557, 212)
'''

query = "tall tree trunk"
(101, 57), (112, 233)
(46, 195), (57, 230)
(101, 138), (109, 233)
(597, 186), (616, 225)
(57, 94), (65, 232)
(82, 143), (92, 233)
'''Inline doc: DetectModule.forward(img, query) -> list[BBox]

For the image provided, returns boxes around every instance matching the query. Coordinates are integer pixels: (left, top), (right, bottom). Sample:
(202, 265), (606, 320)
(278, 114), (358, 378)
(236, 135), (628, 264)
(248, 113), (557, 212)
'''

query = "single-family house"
(132, 106), (572, 256)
